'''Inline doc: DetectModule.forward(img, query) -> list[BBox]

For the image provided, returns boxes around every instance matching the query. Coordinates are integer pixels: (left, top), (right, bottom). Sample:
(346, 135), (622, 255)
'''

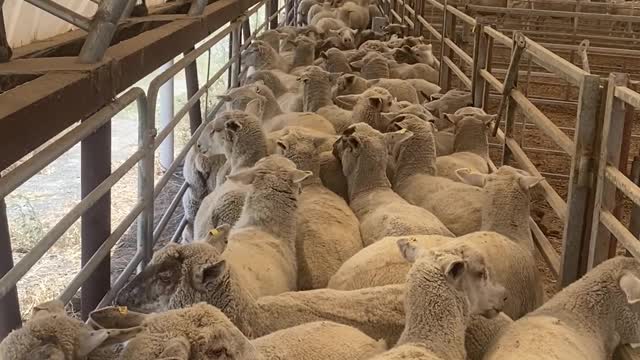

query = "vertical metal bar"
(501, 34), (524, 165)
(471, 22), (486, 107)
(138, 92), (154, 271)
(159, 60), (175, 172)
(78, 0), (130, 63)
(559, 73), (601, 287)
(587, 73), (628, 270)
(286, 0), (294, 25)
(119, 0), (138, 22)
(243, 19), (252, 42)
(629, 157), (640, 240)
(438, 0), (454, 91)
(184, 50), (203, 135)
(414, 0), (423, 36)
(0, 194), (21, 340)
(0, 7), (12, 63)
(269, 0), (278, 29)
(80, 121), (111, 320)
(231, 23), (241, 88)
(187, 0), (208, 15)
(482, 25), (495, 110)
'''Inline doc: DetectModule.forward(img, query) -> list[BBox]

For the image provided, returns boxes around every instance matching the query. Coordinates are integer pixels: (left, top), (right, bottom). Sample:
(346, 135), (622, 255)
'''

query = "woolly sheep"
(329, 166), (544, 320)
(298, 0), (319, 24)
(423, 89), (473, 119)
(283, 35), (317, 73)
(244, 69), (303, 112)
(315, 17), (348, 34)
(485, 256), (640, 360)
(406, 78), (441, 102)
(337, 0), (370, 29)
(369, 239), (506, 360)
(256, 29), (286, 53)
(193, 110), (268, 240)
(299, 66), (353, 134)
(244, 40), (291, 73)
(309, 2), (336, 25)
(351, 51), (391, 79)
(276, 128), (363, 289)
(435, 111), (495, 182)
(335, 74), (421, 104)
(389, 114), (485, 236)
(333, 123), (453, 245)
(90, 303), (385, 360)
(320, 47), (352, 73)
(0, 299), (139, 360)
(335, 87), (395, 131)
(328, 27), (357, 49)
(219, 82), (336, 134)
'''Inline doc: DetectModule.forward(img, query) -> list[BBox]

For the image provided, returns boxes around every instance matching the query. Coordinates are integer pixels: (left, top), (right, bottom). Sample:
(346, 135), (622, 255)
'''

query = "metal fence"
(0, 0), (287, 339)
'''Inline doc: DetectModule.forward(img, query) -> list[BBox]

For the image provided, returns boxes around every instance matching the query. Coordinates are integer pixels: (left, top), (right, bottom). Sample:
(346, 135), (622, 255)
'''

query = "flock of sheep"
(2, 1), (640, 359)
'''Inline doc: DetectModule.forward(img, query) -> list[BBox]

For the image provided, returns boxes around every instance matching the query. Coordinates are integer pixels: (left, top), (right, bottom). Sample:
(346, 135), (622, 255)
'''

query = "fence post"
(482, 25), (495, 109)
(629, 157), (640, 241)
(80, 122), (111, 320)
(414, 0), (423, 36)
(587, 73), (629, 270)
(439, 0), (455, 91)
(159, 60), (175, 172)
(268, 0), (278, 29)
(500, 33), (526, 165)
(559, 73), (601, 287)
(138, 92), (154, 272)
(0, 194), (21, 340)
(230, 22), (242, 88)
(471, 21), (484, 107)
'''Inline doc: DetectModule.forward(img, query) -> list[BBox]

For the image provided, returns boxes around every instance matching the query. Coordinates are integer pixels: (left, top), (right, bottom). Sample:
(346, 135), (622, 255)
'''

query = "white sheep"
(299, 66), (353, 134)
(485, 256), (640, 360)
(329, 166), (544, 320)
(369, 239), (506, 360)
(315, 17), (348, 35)
(276, 128), (363, 289)
(244, 69), (303, 113)
(435, 111), (496, 182)
(389, 114), (485, 236)
(0, 299), (139, 360)
(328, 27), (357, 50)
(90, 303), (386, 360)
(333, 123), (453, 245)
(193, 109), (268, 240)
(335, 87), (395, 132)
(423, 89), (473, 118)
(319, 47), (352, 73)
(337, 0), (370, 30)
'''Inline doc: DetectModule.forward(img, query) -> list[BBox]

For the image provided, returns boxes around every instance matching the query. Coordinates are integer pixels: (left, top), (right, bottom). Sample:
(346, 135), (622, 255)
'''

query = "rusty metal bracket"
(492, 31), (526, 137)
(578, 39), (591, 74)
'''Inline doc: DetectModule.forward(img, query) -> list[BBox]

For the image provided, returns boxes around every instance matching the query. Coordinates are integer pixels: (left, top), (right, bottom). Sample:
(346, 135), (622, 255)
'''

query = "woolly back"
(335, 73), (368, 96)
(256, 30), (282, 53)
(388, 115), (438, 184)
(292, 36), (316, 68)
(244, 70), (287, 97)
(453, 116), (490, 157)
(352, 87), (393, 131)
(300, 66), (335, 111)
(325, 49), (353, 74)
(361, 53), (390, 79)
(245, 40), (279, 70)
(275, 128), (324, 183)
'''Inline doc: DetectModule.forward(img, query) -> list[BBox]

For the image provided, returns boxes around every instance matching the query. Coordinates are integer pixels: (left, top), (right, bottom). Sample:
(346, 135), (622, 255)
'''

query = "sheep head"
(397, 238), (507, 319)
(275, 127), (328, 175)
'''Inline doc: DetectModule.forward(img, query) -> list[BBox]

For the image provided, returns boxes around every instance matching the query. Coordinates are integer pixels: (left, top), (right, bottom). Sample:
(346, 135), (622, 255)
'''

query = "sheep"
(244, 40), (291, 73)
(328, 27), (357, 49)
(266, 126), (336, 155)
(485, 256), (640, 360)
(435, 111), (495, 182)
(283, 35), (317, 73)
(359, 39), (392, 53)
(181, 147), (226, 243)
(112, 235), (508, 360)
(275, 127), (363, 289)
(299, 66), (353, 134)
(370, 239), (506, 360)
(193, 110), (268, 241)
(309, 2), (336, 25)
(406, 79), (441, 103)
(388, 114), (485, 236)
(320, 47), (352, 73)
(219, 82), (336, 134)
(256, 29), (286, 53)
(423, 89), (473, 120)
(337, 0), (370, 30)
(298, 0), (319, 24)
(315, 17), (349, 34)
(351, 51), (391, 79)
(366, 78), (420, 103)
(91, 303), (385, 360)
(329, 166), (544, 320)
(333, 123), (453, 245)
(244, 69), (303, 112)
(0, 299), (139, 360)
(334, 74), (434, 106)
(335, 87), (395, 131)
(388, 60), (438, 82)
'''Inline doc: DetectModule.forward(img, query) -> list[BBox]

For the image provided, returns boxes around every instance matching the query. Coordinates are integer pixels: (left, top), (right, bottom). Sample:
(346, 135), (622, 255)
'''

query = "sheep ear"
(245, 98), (264, 119)
(456, 168), (487, 187)
(227, 168), (256, 185)
(224, 119), (242, 133)
(77, 329), (111, 357)
(350, 60), (364, 69)
(476, 113), (497, 126)
(205, 224), (231, 251)
(276, 138), (289, 151)
(518, 175), (543, 190)
(620, 273), (640, 305)
(344, 74), (356, 83)
(335, 94), (359, 109)
(383, 128), (413, 148)
(366, 79), (380, 86)
(368, 96), (383, 110)
(193, 260), (226, 292)
(443, 113), (463, 125)
(291, 170), (313, 183)
(397, 237), (422, 263)
(444, 258), (467, 289)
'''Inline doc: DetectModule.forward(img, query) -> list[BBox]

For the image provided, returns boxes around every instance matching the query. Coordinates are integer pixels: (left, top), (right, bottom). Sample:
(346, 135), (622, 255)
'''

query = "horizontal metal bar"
(417, 15), (442, 41)
(24, 0), (92, 31)
(0, 147), (145, 299)
(97, 251), (143, 308)
(468, 4), (640, 23)
(606, 165), (640, 207)
(600, 210), (640, 260)
(615, 86), (640, 109)
(444, 38), (472, 65)
(171, 217), (190, 243)
(153, 181), (189, 244)
(446, 4), (474, 25)
(59, 200), (145, 304)
(0, 88), (146, 199)
(530, 218), (560, 277)
(443, 56), (471, 89)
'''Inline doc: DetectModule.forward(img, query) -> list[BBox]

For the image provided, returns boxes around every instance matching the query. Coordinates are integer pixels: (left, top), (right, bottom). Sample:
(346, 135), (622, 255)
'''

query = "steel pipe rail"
(23, 0), (92, 31)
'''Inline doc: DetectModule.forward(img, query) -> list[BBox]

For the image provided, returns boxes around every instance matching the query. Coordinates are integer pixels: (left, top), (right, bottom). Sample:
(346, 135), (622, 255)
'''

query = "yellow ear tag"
(117, 306), (128, 316)
(397, 128), (407, 134)
(209, 228), (220, 237)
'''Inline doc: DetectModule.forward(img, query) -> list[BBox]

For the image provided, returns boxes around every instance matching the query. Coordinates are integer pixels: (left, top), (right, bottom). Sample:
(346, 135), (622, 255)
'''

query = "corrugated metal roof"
(3, 0), (167, 48)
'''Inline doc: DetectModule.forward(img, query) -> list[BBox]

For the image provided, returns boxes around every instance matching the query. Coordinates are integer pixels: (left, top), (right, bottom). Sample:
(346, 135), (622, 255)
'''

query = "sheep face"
(423, 89), (473, 117)
(331, 28), (357, 49)
(275, 128), (327, 173)
(218, 111), (264, 159)
(196, 121), (225, 157)
(398, 239), (507, 319)
(115, 242), (226, 313)
(227, 154), (312, 194)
